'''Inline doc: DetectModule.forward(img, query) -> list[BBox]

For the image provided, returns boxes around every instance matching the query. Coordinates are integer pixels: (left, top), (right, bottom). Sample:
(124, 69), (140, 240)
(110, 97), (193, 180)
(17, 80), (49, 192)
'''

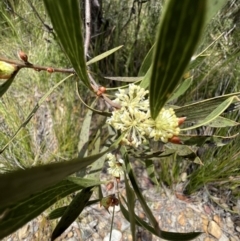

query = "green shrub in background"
(0, 0), (240, 240)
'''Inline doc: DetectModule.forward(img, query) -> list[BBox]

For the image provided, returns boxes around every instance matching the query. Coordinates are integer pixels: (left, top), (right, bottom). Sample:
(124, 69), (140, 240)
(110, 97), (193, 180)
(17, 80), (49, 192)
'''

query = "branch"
(0, 57), (75, 74)
(84, 0), (91, 57)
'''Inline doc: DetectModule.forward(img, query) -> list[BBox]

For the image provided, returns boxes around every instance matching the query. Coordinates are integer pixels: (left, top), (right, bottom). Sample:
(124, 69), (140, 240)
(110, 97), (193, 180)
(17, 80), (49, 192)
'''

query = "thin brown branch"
(84, 0), (91, 57)
(0, 57), (75, 74)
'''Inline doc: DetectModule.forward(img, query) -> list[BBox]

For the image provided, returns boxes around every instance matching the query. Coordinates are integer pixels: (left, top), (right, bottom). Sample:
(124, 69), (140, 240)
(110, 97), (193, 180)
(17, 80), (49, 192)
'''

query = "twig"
(84, 0), (91, 57)
(26, 0), (53, 32)
(0, 57), (75, 74)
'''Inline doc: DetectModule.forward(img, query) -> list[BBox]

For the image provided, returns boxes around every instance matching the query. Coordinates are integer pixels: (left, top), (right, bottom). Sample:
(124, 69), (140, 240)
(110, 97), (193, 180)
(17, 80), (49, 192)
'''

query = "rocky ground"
(3, 168), (240, 241)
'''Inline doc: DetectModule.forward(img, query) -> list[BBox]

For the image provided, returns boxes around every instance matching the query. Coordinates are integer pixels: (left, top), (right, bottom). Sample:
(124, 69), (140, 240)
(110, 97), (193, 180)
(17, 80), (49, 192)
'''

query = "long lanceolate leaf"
(43, 0), (91, 89)
(0, 180), (88, 240)
(123, 151), (161, 236)
(123, 151), (201, 240)
(51, 188), (93, 241)
(120, 200), (202, 241)
(0, 134), (122, 211)
(150, 0), (207, 119)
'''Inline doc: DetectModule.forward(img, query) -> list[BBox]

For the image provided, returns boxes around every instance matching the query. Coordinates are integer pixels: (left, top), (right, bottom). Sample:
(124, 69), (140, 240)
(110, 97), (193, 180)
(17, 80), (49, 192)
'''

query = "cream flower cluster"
(107, 84), (180, 147)
(106, 153), (124, 178)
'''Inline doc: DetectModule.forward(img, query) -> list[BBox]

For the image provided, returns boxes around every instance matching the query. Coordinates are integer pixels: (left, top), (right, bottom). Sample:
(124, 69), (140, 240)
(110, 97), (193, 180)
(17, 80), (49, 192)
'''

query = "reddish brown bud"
(178, 117), (186, 126)
(99, 86), (106, 93)
(96, 86), (106, 96)
(168, 136), (182, 144)
(47, 67), (54, 73)
(106, 182), (114, 191)
(18, 51), (28, 62)
(100, 194), (119, 212)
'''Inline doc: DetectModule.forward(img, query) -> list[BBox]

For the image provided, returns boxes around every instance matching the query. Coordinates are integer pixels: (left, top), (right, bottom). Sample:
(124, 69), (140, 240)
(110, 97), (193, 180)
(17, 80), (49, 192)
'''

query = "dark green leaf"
(0, 142), (118, 210)
(51, 187), (93, 241)
(123, 150), (161, 236)
(179, 133), (238, 147)
(120, 198), (202, 241)
(175, 93), (240, 124)
(48, 206), (68, 220)
(145, 160), (159, 186)
(150, 0), (207, 119)
(0, 180), (83, 240)
(43, 0), (91, 89)
(124, 172), (136, 241)
(48, 199), (100, 220)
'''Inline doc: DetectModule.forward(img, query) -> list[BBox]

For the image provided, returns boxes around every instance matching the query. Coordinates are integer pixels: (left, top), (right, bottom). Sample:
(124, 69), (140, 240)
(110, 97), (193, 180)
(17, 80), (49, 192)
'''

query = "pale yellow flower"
(107, 84), (180, 146)
(146, 108), (180, 142)
(113, 84), (149, 111)
(106, 153), (124, 178)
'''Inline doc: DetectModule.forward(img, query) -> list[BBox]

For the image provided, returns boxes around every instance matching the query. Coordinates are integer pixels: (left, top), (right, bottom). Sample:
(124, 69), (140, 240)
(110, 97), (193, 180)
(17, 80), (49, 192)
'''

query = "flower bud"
(106, 181), (114, 191)
(168, 136), (182, 144)
(178, 117), (186, 126)
(47, 67), (54, 73)
(100, 194), (119, 212)
(0, 61), (17, 79)
(96, 86), (106, 96)
(18, 51), (28, 62)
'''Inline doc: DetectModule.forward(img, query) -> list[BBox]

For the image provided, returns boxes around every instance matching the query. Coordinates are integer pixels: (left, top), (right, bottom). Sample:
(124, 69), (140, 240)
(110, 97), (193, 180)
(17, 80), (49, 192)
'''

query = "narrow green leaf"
(207, 116), (240, 128)
(150, 0), (207, 119)
(123, 150), (161, 236)
(77, 105), (93, 159)
(0, 137), (121, 210)
(174, 92), (240, 124)
(167, 77), (193, 102)
(86, 132), (106, 180)
(180, 133), (238, 147)
(86, 45), (123, 66)
(145, 160), (159, 186)
(43, 0), (91, 89)
(48, 199), (100, 220)
(138, 44), (154, 76)
(139, 66), (152, 89)
(120, 198), (202, 241)
(67, 176), (103, 187)
(51, 187), (92, 241)
(124, 173), (136, 241)
(181, 96), (238, 130)
(48, 206), (68, 220)
(0, 180), (83, 240)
